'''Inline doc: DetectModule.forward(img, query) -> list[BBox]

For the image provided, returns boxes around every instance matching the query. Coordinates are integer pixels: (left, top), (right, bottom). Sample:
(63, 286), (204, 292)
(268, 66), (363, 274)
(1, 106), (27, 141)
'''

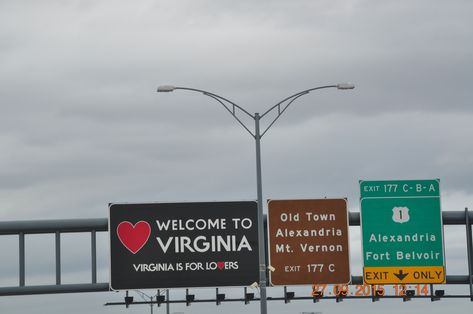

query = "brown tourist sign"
(267, 198), (351, 285)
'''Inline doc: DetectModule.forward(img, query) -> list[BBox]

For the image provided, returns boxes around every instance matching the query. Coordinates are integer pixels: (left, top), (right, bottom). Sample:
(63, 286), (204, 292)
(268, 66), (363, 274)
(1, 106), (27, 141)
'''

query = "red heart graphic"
(217, 261), (225, 270)
(117, 221), (151, 254)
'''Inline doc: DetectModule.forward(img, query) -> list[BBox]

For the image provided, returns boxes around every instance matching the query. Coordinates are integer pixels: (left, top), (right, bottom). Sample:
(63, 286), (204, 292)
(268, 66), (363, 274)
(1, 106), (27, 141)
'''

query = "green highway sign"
(360, 179), (446, 284)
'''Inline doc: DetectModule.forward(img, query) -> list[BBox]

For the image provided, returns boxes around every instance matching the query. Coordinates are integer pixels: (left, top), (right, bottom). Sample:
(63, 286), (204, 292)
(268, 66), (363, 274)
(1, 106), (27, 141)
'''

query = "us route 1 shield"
(109, 201), (259, 290)
(268, 198), (351, 285)
(360, 179), (446, 284)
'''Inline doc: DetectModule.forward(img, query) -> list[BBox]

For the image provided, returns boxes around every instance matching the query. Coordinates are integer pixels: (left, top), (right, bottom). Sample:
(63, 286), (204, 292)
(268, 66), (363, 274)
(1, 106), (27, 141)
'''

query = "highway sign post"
(268, 199), (351, 285)
(360, 179), (446, 284)
(109, 201), (259, 290)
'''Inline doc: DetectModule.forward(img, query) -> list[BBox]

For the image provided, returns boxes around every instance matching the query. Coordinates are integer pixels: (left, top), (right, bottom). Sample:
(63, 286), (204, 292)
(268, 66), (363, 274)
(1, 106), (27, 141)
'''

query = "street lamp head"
(336, 83), (355, 90)
(157, 85), (176, 92)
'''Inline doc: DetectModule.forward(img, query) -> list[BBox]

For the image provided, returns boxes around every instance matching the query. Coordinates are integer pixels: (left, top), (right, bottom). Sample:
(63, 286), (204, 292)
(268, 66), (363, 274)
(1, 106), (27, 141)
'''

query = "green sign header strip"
(360, 179), (440, 198)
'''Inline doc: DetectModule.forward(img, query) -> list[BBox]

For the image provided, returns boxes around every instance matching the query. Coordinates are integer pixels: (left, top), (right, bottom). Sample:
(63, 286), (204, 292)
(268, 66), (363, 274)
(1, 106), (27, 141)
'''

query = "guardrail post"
(19, 232), (25, 287)
(91, 230), (97, 284)
(55, 231), (61, 285)
(466, 208), (473, 301)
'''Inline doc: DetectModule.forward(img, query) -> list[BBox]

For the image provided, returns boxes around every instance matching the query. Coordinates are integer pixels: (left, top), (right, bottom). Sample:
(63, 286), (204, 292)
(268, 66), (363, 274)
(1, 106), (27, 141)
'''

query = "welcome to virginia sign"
(109, 201), (259, 290)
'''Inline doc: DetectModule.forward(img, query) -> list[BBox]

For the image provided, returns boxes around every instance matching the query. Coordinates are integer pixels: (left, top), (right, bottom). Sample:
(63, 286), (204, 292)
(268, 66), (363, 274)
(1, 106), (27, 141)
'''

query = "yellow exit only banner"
(363, 266), (445, 284)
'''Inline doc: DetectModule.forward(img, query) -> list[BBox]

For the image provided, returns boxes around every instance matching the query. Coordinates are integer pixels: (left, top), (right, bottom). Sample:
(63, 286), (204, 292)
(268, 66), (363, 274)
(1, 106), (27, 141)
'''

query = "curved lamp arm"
(259, 83), (354, 138)
(157, 86), (256, 138)
(157, 83), (354, 139)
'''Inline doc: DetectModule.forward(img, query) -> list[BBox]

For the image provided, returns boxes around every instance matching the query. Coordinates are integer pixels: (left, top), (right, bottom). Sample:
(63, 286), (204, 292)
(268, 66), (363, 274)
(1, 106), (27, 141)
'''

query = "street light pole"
(157, 83), (354, 314)
(254, 112), (267, 314)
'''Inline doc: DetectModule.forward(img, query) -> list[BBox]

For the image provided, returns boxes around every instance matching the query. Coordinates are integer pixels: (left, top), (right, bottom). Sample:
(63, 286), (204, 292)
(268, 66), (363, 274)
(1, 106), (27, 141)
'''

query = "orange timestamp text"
(311, 284), (431, 297)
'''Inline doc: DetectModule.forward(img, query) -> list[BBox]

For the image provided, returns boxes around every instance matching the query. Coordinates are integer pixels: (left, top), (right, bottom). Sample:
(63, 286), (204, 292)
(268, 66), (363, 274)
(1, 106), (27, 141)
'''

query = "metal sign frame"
(0, 210), (472, 302)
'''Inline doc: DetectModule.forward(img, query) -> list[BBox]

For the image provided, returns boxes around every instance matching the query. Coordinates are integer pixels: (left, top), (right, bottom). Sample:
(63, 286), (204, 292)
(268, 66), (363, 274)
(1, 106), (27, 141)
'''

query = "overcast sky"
(1, 0), (473, 313)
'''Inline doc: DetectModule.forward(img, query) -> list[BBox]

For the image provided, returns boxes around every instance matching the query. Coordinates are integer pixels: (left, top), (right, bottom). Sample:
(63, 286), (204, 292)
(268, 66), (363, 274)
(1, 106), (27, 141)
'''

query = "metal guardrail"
(0, 211), (472, 299)
(0, 218), (108, 296)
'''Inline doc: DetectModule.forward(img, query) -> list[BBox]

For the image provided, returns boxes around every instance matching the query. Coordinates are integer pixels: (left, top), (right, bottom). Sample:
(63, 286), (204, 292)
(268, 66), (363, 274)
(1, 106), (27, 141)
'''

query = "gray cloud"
(1, 0), (473, 313)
